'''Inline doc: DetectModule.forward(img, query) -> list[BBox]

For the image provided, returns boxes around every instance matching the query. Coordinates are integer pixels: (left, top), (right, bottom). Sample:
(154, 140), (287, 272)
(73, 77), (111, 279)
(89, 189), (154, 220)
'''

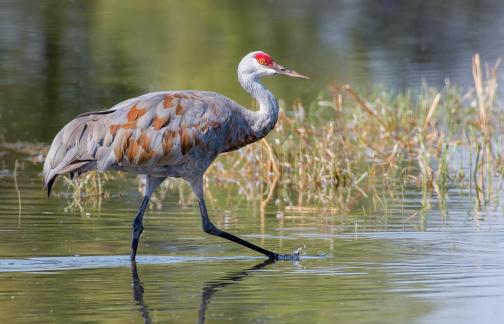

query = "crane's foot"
(270, 252), (301, 261)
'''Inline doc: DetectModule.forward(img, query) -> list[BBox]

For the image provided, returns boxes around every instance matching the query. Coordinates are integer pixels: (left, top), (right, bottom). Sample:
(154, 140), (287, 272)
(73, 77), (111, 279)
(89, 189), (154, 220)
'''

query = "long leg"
(131, 196), (150, 261)
(198, 198), (279, 259)
(188, 176), (297, 261)
(130, 176), (166, 261)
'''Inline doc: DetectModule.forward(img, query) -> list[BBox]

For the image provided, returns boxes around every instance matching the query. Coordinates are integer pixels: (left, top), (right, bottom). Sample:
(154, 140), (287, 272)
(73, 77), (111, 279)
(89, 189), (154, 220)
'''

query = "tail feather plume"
(43, 115), (100, 196)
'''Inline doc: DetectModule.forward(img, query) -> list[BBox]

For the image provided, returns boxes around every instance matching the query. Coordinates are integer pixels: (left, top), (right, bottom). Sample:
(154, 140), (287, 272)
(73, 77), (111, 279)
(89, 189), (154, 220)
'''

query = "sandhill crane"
(43, 51), (308, 261)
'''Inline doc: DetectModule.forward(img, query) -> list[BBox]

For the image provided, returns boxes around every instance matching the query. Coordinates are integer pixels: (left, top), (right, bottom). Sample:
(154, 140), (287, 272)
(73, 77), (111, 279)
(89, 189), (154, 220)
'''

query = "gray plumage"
(43, 51), (308, 261)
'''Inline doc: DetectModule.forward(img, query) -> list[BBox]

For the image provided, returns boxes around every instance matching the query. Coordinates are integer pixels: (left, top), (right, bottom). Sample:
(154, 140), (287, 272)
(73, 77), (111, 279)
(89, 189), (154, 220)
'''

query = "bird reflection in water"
(131, 262), (152, 324)
(198, 259), (275, 323)
(130, 259), (276, 324)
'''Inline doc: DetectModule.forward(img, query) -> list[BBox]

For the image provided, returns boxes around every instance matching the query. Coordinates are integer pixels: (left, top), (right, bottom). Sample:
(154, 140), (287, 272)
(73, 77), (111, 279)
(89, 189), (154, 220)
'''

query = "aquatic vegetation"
(207, 54), (503, 212)
(62, 171), (109, 213)
(1, 55), (501, 215)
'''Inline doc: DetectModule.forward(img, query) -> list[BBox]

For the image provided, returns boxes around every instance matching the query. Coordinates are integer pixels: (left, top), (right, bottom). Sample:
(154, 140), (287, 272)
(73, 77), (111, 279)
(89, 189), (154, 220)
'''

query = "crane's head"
(238, 51), (309, 81)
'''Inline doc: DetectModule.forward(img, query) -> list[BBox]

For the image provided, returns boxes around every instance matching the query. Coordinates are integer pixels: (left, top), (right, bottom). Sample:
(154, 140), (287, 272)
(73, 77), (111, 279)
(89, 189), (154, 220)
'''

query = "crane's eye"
(254, 53), (273, 66)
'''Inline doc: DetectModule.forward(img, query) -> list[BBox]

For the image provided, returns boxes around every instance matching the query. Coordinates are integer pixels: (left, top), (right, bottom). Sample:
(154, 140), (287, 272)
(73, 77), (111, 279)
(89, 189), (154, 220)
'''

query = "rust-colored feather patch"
(121, 121), (137, 129)
(179, 128), (193, 155)
(109, 124), (120, 137)
(173, 93), (187, 99)
(162, 130), (175, 156)
(126, 137), (139, 162)
(114, 143), (123, 162)
(127, 104), (146, 121)
(138, 149), (154, 165)
(113, 130), (131, 162)
(138, 132), (151, 151)
(163, 96), (173, 108)
(151, 116), (170, 130)
(175, 103), (184, 115)
(114, 145), (123, 163)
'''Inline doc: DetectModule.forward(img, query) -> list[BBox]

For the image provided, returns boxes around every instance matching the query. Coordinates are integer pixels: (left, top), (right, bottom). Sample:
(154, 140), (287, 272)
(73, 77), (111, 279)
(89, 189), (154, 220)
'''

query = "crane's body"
(43, 51), (308, 261)
(43, 89), (273, 187)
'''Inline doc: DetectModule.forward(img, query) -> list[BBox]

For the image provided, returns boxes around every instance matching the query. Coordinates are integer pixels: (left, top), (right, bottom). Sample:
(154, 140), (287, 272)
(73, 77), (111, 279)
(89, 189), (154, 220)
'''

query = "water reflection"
(130, 259), (276, 324)
(2, 0), (504, 142)
(131, 262), (152, 324)
(198, 259), (275, 324)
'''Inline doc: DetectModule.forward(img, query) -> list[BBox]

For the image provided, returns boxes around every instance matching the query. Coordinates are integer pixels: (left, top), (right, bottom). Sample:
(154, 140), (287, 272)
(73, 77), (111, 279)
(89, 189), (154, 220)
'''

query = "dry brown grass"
(4, 54), (502, 214)
(207, 54), (504, 211)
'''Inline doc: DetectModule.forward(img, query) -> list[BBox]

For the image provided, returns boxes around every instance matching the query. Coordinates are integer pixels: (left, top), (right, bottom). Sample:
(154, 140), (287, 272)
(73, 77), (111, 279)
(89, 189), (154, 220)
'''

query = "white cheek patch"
(253, 61), (264, 69)
(263, 68), (277, 76)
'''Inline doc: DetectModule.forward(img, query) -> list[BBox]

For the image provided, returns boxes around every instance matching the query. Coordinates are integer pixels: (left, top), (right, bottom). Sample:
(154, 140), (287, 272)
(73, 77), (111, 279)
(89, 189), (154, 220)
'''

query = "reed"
(6, 55), (501, 214)
(207, 54), (503, 211)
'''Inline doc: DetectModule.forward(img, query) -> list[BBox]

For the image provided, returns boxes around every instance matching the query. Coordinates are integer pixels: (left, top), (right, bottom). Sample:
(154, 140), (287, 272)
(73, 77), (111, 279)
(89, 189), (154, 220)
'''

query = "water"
(1, 157), (504, 323)
(2, 0), (504, 142)
(2, 0), (504, 323)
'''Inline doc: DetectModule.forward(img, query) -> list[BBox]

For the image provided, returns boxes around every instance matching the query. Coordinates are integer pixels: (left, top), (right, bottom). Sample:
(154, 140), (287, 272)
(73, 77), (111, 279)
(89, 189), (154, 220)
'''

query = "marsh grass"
(4, 54), (502, 215)
(206, 54), (504, 212)
(62, 172), (107, 213)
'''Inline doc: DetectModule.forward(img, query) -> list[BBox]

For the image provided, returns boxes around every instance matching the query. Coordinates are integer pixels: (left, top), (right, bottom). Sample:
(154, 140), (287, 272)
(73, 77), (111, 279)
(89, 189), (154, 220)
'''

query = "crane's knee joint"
(203, 222), (221, 235)
(133, 218), (144, 234)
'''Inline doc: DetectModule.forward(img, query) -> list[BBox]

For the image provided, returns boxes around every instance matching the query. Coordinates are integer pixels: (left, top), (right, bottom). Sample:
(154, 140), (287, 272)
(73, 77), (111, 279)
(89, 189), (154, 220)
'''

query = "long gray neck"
(238, 73), (279, 139)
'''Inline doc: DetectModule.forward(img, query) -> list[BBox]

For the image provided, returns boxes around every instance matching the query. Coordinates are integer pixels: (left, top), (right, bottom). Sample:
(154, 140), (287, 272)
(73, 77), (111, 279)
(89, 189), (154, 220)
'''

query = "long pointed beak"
(272, 62), (309, 79)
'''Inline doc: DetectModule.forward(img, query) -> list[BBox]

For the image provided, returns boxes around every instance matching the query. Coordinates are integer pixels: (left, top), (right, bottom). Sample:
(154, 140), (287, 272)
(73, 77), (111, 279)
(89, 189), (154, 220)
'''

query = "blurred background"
(2, 2), (504, 323)
(1, 0), (504, 143)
